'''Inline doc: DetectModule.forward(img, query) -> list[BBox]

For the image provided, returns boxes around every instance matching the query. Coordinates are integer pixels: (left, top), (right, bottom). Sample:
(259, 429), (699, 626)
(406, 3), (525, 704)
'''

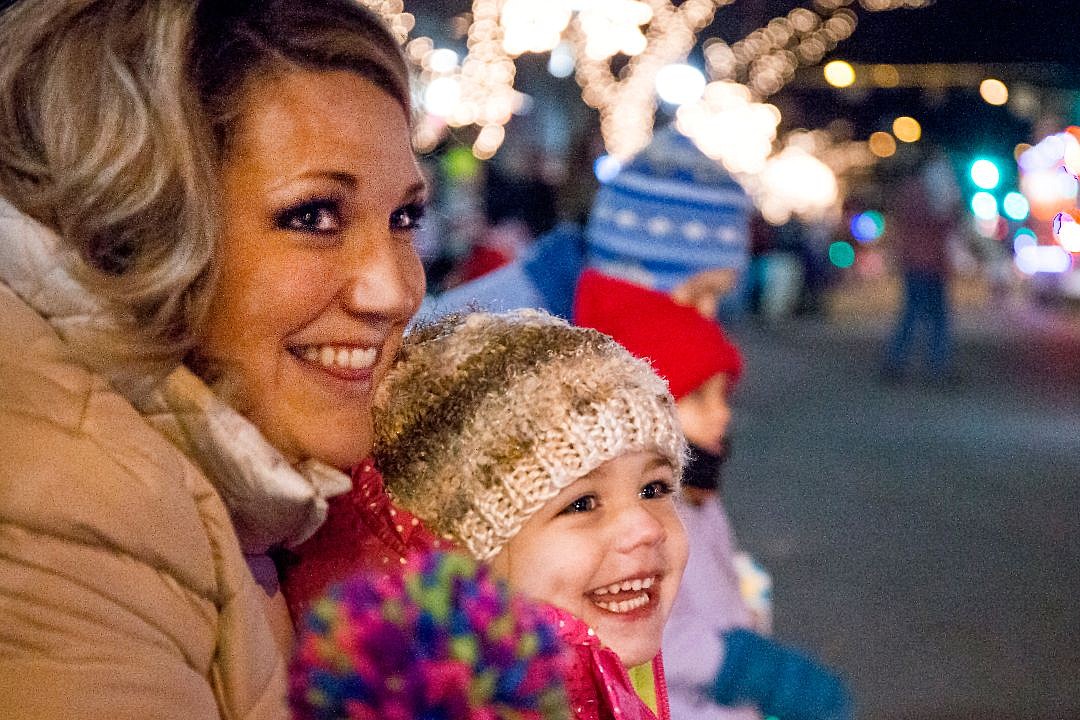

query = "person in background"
(421, 125), (752, 323)
(575, 271), (853, 720)
(0, 2), (425, 717)
(290, 551), (572, 720)
(881, 156), (960, 384)
(372, 310), (690, 720)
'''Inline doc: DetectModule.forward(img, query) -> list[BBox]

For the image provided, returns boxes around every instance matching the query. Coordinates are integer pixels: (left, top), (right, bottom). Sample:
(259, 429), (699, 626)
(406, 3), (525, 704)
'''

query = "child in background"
(289, 550), (572, 720)
(373, 310), (690, 720)
(574, 269), (851, 720)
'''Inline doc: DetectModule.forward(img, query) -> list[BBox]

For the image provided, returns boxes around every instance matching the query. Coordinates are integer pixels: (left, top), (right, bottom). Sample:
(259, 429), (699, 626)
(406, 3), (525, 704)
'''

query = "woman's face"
(489, 451), (689, 668)
(201, 69), (426, 469)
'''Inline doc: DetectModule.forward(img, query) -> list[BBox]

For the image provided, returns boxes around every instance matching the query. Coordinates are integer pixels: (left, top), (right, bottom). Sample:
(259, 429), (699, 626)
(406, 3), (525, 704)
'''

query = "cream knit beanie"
(374, 309), (685, 562)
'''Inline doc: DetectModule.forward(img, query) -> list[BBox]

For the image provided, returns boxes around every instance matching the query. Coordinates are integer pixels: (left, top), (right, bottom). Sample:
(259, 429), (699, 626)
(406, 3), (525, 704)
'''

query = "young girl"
(372, 309), (690, 720)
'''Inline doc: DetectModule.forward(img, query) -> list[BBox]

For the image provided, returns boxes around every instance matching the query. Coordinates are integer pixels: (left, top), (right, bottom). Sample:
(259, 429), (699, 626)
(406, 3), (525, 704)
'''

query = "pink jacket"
(547, 607), (671, 720)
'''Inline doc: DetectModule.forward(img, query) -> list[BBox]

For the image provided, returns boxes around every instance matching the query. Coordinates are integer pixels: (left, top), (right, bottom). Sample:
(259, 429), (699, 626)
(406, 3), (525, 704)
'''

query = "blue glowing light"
(850, 211), (885, 242)
(594, 154), (622, 183)
(970, 191), (999, 220)
(1002, 192), (1030, 221)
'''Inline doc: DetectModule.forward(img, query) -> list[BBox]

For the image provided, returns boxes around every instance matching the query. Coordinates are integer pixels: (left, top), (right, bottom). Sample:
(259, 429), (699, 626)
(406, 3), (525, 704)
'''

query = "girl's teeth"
(301, 345), (377, 371)
(593, 593), (650, 614)
(593, 576), (657, 596)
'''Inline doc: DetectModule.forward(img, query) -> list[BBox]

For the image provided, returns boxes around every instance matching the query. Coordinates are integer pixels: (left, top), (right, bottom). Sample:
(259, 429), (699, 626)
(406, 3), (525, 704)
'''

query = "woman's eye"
(559, 495), (597, 515)
(276, 200), (342, 234)
(641, 480), (675, 500)
(389, 201), (426, 231)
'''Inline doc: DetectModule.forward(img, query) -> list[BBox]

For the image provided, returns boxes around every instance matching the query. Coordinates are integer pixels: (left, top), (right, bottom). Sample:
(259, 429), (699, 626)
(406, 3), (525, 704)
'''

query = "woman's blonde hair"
(0, 0), (411, 393)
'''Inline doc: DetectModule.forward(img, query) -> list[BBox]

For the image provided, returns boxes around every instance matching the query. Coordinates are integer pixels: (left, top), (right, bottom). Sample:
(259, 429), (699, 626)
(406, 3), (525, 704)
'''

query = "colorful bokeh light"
(850, 211), (885, 242)
(823, 60), (856, 88)
(970, 159), (1001, 190)
(970, 191), (998, 221)
(828, 240), (856, 268)
(1002, 191), (1030, 221)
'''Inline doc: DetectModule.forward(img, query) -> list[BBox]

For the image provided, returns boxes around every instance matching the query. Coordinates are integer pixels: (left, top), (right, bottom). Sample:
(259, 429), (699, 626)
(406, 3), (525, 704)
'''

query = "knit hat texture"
(585, 125), (751, 292)
(573, 269), (743, 401)
(374, 309), (686, 562)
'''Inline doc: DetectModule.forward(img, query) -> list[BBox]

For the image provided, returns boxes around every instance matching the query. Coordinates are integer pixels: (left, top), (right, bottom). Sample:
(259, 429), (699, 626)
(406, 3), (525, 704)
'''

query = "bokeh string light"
(360, 0), (921, 225)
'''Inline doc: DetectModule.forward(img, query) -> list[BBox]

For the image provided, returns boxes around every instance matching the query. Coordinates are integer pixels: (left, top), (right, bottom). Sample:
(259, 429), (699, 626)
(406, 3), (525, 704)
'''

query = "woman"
(0, 1), (424, 717)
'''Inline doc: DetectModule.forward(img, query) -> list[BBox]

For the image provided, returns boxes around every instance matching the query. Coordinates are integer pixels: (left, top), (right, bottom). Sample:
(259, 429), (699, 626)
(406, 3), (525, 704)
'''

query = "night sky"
(711, 0), (1080, 67)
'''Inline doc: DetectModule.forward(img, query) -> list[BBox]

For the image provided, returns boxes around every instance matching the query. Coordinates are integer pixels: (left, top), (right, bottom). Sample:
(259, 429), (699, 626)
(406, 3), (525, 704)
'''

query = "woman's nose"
(341, 227), (425, 321)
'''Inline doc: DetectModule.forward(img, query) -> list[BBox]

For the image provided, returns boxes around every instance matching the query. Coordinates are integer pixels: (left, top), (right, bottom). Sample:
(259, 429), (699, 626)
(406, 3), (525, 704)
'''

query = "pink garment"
(544, 606), (670, 720)
(663, 496), (759, 720)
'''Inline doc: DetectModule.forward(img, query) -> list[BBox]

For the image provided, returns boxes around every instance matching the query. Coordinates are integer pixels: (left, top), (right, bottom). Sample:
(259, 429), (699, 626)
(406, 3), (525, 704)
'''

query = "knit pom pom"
(290, 550), (572, 720)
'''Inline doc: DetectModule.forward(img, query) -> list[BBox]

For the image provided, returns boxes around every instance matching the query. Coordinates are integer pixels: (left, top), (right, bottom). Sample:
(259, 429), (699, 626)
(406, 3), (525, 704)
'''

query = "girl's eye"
(389, 201), (426, 231)
(641, 480), (675, 500)
(559, 494), (597, 515)
(276, 199), (342, 234)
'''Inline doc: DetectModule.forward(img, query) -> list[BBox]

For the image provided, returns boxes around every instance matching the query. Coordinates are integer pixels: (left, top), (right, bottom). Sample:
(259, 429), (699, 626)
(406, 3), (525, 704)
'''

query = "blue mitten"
(710, 628), (853, 720)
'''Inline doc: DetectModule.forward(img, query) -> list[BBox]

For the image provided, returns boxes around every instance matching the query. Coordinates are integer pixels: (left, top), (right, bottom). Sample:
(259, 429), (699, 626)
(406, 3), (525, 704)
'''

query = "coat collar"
(0, 195), (350, 552)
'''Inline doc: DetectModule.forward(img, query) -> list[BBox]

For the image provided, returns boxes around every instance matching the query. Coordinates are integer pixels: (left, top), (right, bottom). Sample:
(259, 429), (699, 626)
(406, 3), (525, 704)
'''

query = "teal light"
(828, 241), (856, 268)
(1002, 191), (1030, 221)
(970, 158), (1001, 190)
(970, 191), (998, 221)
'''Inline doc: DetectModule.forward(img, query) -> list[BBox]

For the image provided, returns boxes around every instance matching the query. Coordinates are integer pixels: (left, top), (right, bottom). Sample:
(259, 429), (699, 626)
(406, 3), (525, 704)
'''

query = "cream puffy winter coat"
(0, 198), (350, 719)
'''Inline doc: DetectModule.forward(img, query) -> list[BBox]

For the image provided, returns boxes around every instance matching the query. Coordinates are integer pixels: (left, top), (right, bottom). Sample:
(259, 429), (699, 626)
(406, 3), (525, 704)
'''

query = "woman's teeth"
(300, 345), (377, 371)
(592, 576), (656, 596)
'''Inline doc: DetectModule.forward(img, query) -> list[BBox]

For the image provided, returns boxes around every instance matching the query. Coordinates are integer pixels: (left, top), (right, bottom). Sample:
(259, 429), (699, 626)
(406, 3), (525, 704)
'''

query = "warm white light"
(428, 48), (460, 74)
(578, 0), (653, 60)
(676, 81), (780, 175)
(423, 76), (461, 117)
(756, 145), (839, 223)
(656, 64), (707, 106)
(979, 78), (1008, 106)
(548, 41), (576, 78)
(1063, 131), (1080, 179)
(823, 60), (856, 88)
(1055, 213), (1080, 253)
(892, 116), (921, 143)
(500, 0), (572, 56)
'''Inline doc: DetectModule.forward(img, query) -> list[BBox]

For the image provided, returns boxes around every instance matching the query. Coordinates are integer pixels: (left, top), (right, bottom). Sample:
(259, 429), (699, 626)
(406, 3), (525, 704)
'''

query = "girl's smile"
(489, 450), (689, 668)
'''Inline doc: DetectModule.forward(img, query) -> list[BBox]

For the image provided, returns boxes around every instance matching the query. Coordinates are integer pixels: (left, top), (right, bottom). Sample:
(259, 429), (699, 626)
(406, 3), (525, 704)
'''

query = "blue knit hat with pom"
(585, 125), (751, 291)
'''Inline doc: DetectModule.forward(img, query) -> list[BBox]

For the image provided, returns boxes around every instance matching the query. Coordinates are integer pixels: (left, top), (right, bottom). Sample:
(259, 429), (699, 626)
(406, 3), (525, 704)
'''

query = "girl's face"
(676, 373), (732, 455)
(201, 69), (426, 469)
(489, 451), (689, 668)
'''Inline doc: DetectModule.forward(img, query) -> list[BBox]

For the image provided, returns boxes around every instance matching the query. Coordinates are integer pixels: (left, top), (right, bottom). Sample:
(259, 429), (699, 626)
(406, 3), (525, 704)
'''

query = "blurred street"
(724, 277), (1080, 720)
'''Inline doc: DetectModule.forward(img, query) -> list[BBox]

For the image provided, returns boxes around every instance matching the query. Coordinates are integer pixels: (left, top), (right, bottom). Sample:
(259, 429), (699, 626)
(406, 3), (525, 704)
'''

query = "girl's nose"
(612, 502), (667, 553)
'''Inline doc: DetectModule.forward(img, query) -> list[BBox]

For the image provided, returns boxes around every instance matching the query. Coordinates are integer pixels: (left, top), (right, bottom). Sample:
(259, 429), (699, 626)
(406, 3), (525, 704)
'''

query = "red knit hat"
(572, 269), (743, 401)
